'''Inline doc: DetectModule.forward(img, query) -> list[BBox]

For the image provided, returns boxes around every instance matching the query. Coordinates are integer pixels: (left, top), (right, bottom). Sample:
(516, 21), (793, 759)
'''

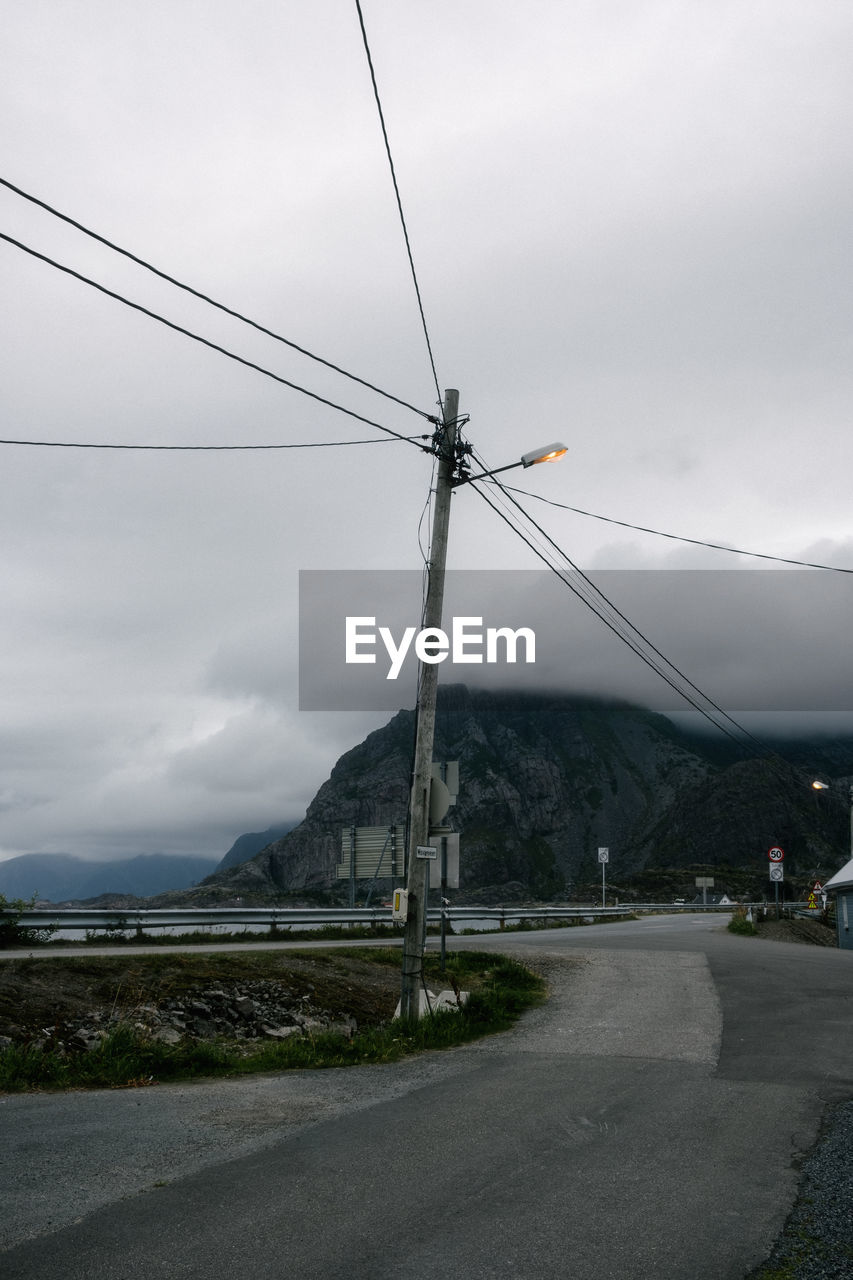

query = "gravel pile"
(749, 1099), (853, 1279)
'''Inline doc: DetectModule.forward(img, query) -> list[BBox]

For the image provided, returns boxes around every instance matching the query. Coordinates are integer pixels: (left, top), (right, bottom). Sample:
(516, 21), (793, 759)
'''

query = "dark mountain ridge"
(199, 686), (852, 901)
(214, 823), (296, 872)
(0, 852), (220, 905)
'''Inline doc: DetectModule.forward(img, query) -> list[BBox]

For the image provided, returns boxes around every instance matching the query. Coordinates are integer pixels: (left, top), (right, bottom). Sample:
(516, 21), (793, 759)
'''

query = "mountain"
(178, 690), (701, 896)
(214, 823), (297, 872)
(0, 853), (220, 904)
(196, 686), (853, 902)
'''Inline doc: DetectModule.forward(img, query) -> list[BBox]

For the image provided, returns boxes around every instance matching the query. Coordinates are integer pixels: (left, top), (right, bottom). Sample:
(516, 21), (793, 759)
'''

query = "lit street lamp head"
(521, 442), (568, 468)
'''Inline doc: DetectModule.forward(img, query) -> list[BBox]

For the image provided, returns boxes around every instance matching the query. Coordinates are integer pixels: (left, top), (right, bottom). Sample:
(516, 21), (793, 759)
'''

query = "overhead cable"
(0, 176), (432, 422)
(478, 471), (826, 792)
(473, 481), (752, 750)
(353, 0), (442, 406)
(494, 481), (853, 574)
(468, 453), (769, 754)
(0, 233), (426, 447)
(0, 434), (429, 451)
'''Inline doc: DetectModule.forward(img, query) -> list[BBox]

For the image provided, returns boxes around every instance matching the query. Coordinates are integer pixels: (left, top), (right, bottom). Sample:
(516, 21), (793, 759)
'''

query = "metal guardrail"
(0, 902), (745, 935)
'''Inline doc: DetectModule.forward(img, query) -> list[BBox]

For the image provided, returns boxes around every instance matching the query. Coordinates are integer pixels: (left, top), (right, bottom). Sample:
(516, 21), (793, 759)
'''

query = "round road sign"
(769, 865), (784, 882)
(768, 846), (784, 862)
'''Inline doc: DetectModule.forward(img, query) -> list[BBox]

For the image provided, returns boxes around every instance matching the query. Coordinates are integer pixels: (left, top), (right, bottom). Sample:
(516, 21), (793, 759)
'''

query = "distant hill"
(0, 852), (220, 904)
(198, 686), (853, 902)
(214, 823), (297, 872)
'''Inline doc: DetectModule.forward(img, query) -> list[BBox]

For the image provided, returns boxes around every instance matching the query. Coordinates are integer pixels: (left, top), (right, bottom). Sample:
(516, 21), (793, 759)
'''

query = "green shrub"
(0, 894), (55, 948)
(728, 907), (757, 937)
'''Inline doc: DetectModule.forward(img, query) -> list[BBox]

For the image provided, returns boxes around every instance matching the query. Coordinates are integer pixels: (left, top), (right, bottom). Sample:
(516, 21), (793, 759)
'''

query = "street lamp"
(812, 778), (853, 863)
(521, 442), (568, 467)
(398, 393), (567, 1021)
(452, 441), (568, 487)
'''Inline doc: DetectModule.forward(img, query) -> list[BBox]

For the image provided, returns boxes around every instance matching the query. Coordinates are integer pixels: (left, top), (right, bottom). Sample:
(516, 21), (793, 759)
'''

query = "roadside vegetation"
(0, 892), (55, 948)
(728, 907), (837, 947)
(727, 907), (758, 937)
(0, 948), (545, 1093)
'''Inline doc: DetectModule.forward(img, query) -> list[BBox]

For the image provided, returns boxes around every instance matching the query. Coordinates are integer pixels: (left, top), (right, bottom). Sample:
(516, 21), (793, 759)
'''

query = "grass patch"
(0, 949), (544, 1092)
(727, 907), (758, 937)
(0, 1025), (231, 1090)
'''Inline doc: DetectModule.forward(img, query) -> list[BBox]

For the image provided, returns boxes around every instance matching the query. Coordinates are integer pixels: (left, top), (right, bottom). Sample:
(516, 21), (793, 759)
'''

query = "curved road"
(2, 914), (851, 1278)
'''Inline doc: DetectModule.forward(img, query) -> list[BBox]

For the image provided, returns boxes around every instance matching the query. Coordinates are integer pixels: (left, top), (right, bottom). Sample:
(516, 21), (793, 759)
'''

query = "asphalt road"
(2, 914), (851, 1279)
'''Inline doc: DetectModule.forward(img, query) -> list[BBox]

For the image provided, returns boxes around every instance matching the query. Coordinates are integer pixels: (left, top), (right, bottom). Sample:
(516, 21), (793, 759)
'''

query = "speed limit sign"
(768, 846), (784, 862)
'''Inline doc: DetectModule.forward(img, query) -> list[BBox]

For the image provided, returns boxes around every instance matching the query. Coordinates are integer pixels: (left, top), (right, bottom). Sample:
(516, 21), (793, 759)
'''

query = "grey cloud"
(1, 2), (851, 861)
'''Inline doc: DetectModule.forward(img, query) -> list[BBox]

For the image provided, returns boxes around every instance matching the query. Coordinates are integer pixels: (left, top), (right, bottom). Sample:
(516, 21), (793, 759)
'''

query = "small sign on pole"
(767, 848), (785, 920)
(598, 847), (609, 908)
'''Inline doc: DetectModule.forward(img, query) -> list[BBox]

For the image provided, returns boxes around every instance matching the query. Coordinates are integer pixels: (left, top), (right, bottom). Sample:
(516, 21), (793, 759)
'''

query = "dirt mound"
(756, 916), (837, 946)
(0, 950), (403, 1048)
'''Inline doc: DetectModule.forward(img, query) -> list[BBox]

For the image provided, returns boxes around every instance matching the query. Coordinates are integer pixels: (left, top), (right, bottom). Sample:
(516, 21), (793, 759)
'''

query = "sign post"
(768, 847), (784, 919)
(598, 847), (609, 908)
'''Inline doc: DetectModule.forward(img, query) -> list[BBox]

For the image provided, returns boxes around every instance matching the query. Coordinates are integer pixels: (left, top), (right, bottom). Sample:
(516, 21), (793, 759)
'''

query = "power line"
(482, 475), (827, 796)
(1, 233), (427, 448)
(474, 462), (852, 784)
(473, 485), (753, 751)
(0, 176), (433, 424)
(353, 0), (442, 407)
(494, 481), (853, 574)
(0, 434), (429, 451)
(467, 454), (770, 754)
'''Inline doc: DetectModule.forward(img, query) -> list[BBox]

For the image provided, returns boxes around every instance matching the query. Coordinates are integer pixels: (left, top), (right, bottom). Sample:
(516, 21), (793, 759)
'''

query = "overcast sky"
(1, 1), (852, 863)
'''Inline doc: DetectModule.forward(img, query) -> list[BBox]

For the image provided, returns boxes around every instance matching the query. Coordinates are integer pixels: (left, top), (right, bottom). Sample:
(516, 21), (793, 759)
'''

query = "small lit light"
(520, 442), (568, 468)
(812, 780), (830, 790)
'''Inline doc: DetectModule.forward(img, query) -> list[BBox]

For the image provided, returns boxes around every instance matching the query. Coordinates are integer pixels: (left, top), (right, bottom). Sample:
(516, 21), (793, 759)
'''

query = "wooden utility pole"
(399, 389), (458, 1022)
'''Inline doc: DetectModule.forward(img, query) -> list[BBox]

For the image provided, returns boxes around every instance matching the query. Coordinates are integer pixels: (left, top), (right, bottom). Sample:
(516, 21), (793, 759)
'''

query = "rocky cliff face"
(428, 686), (711, 892)
(630, 755), (850, 871)
(200, 686), (852, 900)
(215, 823), (296, 872)
(202, 686), (725, 897)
